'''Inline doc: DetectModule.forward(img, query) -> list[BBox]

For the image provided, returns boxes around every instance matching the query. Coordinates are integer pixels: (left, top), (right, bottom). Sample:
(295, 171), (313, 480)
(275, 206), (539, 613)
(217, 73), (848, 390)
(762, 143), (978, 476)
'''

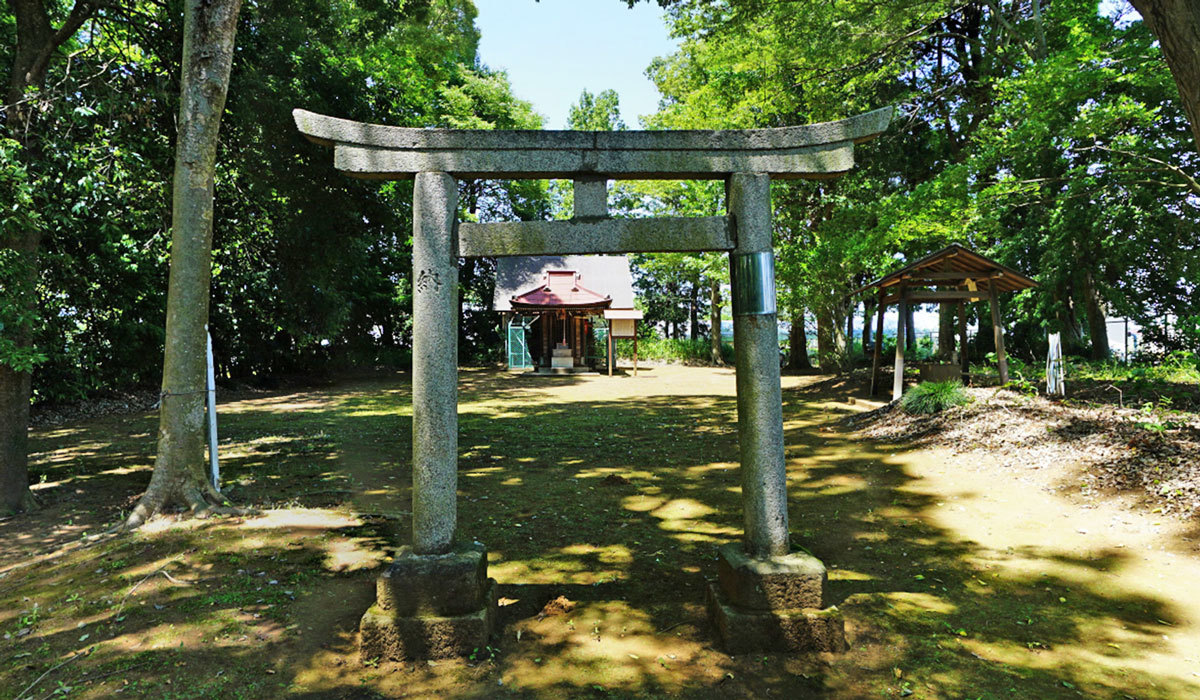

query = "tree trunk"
(1082, 271), (1110, 360)
(709, 277), (723, 364)
(1, 0), (97, 514)
(815, 308), (834, 372)
(816, 305), (850, 373)
(0, 366), (36, 514)
(689, 281), (699, 341)
(1129, 0), (1200, 154)
(0, 228), (39, 515)
(938, 303), (956, 359)
(1055, 284), (1085, 354)
(125, 0), (243, 529)
(789, 306), (812, 370)
(845, 307), (855, 361)
(905, 303), (917, 352)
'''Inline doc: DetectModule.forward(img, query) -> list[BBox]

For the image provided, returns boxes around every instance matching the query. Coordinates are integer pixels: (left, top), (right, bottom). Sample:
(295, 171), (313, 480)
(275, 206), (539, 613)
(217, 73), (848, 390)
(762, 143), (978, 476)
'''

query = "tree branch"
(1073, 144), (1200, 196)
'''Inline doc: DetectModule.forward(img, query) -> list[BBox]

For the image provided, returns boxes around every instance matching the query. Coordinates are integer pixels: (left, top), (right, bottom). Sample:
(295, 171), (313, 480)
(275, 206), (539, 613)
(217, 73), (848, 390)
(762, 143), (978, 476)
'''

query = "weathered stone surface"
(295, 106), (893, 152)
(728, 173), (789, 559)
(376, 544), (488, 616)
(706, 583), (845, 655)
(457, 217), (733, 258)
(716, 543), (826, 611)
(411, 171), (459, 555)
(361, 581), (497, 661)
(331, 143), (856, 180)
(573, 178), (608, 219)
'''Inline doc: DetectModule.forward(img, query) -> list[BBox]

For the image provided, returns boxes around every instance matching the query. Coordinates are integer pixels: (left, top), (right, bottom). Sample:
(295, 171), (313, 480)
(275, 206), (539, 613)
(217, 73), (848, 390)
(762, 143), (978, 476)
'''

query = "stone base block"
(716, 542), (827, 610)
(361, 581), (497, 661)
(706, 583), (845, 654)
(377, 543), (488, 616)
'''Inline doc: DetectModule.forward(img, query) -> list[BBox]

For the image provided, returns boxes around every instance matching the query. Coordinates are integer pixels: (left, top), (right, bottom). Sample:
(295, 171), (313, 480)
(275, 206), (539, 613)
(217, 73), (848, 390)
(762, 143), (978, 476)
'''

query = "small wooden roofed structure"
(852, 244), (1038, 401)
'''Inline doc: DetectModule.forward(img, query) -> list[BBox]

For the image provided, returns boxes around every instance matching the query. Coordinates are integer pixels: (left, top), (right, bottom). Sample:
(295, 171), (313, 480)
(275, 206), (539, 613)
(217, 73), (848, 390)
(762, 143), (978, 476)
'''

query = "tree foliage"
(0, 0), (546, 406)
(637, 0), (1199, 364)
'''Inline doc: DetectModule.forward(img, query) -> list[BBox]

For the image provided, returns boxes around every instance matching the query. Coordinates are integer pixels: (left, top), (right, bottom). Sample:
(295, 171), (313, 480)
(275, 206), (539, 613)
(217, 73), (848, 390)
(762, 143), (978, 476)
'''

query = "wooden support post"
(633, 326), (638, 376)
(988, 282), (1008, 384)
(893, 284), (908, 402)
(870, 288), (886, 395)
(607, 324), (613, 376)
(958, 300), (969, 384)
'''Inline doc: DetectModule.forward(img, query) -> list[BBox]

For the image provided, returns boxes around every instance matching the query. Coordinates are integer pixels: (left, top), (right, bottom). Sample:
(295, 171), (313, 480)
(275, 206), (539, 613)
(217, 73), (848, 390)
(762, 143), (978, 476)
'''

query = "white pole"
(206, 327), (220, 491)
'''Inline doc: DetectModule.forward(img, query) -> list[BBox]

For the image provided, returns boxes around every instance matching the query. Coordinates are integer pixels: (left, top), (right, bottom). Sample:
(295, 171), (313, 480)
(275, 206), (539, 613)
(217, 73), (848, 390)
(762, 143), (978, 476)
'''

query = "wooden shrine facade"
(853, 245), (1038, 401)
(495, 256), (643, 374)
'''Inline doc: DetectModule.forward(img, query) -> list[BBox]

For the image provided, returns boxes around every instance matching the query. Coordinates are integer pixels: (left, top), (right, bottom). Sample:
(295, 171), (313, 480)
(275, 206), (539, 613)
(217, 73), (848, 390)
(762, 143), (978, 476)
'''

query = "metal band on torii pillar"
(728, 173), (789, 559)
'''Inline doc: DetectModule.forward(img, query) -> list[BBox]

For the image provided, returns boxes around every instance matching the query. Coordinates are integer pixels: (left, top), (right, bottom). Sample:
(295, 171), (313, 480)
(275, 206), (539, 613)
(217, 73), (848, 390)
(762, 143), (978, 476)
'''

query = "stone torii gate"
(294, 106), (893, 658)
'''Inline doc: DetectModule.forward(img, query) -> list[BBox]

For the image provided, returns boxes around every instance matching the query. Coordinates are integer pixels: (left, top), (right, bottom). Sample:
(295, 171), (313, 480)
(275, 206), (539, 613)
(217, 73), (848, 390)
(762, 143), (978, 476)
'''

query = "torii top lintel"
(292, 107), (894, 181)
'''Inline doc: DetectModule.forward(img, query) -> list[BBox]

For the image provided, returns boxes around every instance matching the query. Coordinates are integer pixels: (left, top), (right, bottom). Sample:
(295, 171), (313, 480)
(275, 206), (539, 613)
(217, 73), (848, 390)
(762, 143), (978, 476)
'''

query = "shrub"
(901, 380), (971, 415)
(616, 337), (733, 365)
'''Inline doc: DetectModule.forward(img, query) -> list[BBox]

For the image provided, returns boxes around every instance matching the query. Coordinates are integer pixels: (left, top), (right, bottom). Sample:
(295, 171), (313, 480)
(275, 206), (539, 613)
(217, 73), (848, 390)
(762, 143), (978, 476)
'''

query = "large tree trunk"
(0, 227), (39, 515)
(1129, 0), (1200, 154)
(125, 0), (243, 529)
(1, 0), (96, 514)
(938, 303), (956, 359)
(709, 277), (723, 364)
(815, 305), (850, 373)
(1055, 284), (1085, 354)
(0, 367), (35, 514)
(789, 306), (812, 370)
(1082, 271), (1110, 360)
(815, 308), (834, 372)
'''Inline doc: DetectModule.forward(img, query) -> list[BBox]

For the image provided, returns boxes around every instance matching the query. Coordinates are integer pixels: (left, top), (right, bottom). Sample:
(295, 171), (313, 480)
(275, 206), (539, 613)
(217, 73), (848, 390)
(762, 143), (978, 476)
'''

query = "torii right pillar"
(705, 173), (846, 654)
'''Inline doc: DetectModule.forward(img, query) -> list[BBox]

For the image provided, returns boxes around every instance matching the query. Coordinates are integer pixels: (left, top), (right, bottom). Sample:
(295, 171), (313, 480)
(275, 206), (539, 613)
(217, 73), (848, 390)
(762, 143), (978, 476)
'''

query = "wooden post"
(988, 282), (1008, 384)
(870, 288), (886, 395)
(607, 323), (613, 376)
(893, 284), (908, 402)
(958, 300), (969, 384)
(633, 325), (638, 376)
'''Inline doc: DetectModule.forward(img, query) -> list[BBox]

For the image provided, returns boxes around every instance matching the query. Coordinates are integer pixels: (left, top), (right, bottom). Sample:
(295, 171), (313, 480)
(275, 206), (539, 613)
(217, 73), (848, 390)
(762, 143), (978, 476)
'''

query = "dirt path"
(879, 442), (1200, 691)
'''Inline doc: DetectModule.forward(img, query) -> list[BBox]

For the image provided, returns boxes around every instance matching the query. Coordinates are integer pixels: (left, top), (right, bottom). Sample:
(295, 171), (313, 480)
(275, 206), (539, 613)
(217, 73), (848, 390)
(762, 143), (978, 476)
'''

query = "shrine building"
(494, 255), (642, 373)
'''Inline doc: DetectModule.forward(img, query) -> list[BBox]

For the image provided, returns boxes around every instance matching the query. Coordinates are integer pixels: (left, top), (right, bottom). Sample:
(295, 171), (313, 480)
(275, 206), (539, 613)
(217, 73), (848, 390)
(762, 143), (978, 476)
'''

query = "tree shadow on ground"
(5, 369), (1198, 698)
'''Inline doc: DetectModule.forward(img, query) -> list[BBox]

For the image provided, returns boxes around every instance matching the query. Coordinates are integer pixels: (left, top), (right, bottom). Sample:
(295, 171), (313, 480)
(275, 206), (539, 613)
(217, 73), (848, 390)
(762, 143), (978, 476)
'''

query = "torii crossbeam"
(294, 106), (893, 659)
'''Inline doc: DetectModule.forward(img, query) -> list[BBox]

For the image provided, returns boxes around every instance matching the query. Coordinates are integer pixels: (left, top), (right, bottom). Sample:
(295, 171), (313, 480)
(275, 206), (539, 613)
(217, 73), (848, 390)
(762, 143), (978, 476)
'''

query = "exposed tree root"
(21, 489), (40, 512)
(120, 475), (258, 531)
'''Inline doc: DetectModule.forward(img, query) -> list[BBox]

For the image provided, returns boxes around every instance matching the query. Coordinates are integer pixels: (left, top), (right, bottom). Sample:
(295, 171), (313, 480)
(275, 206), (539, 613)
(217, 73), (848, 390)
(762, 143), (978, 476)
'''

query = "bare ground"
(1, 366), (1199, 698)
(846, 385), (1200, 518)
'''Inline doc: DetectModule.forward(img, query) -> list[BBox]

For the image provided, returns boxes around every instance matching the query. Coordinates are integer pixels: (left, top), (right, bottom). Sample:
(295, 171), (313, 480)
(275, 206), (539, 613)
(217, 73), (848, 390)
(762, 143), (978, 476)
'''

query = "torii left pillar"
(359, 172), (497, 661)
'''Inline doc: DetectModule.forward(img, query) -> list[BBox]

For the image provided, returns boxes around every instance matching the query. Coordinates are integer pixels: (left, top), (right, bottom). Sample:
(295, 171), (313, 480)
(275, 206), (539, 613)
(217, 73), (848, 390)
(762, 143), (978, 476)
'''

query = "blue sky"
(474, 0), (679, 129)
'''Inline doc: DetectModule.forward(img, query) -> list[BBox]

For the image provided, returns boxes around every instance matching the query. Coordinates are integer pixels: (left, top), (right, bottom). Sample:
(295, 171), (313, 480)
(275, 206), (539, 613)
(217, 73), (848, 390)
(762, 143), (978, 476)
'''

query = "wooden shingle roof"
(852, 244), (1038, 296)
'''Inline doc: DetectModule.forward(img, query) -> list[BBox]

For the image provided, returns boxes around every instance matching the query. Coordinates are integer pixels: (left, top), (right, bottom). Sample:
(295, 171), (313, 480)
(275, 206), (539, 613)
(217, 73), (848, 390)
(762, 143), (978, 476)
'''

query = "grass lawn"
(2, 365), (1198, 698)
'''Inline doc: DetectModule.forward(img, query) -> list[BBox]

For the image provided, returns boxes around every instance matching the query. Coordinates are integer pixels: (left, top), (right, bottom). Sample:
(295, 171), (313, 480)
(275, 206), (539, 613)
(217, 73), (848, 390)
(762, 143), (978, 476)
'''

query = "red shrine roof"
(510, 270), (612, 310)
